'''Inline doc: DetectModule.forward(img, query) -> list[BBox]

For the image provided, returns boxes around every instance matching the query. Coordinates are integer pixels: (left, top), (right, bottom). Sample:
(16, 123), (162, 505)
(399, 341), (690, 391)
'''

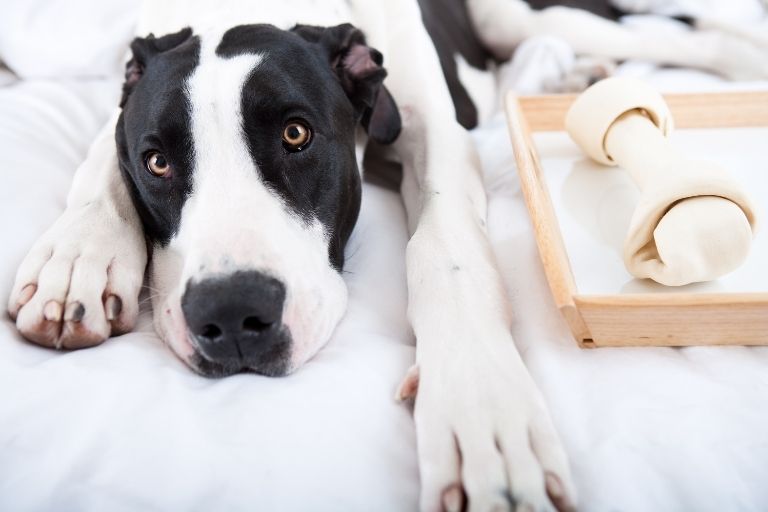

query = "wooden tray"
(504, 90), (768, 347)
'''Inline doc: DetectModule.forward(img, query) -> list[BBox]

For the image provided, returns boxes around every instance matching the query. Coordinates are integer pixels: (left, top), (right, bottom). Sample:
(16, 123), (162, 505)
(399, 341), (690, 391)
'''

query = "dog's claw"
(42, 301), (63, 323)
(9, 284), (36, 320)
(395, 364), (419, 401)
(105, 295), (122, 322)
(442, 483), (464, 512)
(546, 472), (576, 512)
(64, 302), (85, 323)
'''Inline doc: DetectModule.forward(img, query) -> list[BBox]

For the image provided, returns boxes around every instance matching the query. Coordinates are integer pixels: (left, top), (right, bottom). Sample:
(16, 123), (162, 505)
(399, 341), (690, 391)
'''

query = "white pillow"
(0, 0), (141, 79)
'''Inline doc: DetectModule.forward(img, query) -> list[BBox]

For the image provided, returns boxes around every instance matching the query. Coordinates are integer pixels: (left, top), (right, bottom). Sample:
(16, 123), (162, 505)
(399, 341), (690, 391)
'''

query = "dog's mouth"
(186, 335), (293, 378)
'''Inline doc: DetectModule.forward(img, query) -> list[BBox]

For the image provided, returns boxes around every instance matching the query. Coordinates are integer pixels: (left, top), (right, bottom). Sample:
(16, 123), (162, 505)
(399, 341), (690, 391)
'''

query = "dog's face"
(115, 24), (400, 377)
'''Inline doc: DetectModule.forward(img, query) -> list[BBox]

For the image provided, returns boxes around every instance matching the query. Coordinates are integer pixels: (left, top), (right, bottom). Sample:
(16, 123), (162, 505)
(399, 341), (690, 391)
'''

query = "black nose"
(181, 271), (286, 366)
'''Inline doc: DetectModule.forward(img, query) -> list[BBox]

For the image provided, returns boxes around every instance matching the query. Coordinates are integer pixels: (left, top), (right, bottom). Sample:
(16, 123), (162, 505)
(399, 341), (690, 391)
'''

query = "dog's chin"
(170, 332), (295, 378)
(188, 349), (292, 378)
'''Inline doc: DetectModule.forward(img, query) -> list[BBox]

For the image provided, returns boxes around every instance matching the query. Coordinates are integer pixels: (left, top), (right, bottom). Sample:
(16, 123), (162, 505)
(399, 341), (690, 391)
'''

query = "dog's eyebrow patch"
(115, 33), (201, 247)
(216, 24), (298, 58)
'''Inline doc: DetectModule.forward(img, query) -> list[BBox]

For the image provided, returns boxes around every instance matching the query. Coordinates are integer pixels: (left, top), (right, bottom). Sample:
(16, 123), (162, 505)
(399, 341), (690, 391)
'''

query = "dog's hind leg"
(364, 1), (577, 510)
(8, 111), (147, 349)
(467, 0), (768, 80)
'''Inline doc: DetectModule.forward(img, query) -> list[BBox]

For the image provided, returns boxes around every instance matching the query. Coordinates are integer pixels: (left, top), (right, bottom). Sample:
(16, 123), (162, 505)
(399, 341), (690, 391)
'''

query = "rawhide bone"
(565, 77), (758, 286)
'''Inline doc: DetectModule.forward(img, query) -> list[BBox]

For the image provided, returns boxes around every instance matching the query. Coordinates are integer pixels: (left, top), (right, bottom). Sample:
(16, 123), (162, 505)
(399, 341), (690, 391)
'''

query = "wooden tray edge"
(504, 89), (768, 347)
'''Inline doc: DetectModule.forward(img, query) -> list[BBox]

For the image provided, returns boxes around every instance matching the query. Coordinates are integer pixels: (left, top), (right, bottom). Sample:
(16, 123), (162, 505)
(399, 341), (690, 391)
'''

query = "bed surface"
(2, 3), (768, 511)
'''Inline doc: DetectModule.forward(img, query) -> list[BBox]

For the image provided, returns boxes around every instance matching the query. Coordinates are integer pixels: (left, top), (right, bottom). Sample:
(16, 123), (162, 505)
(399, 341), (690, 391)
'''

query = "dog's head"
(115, 24), (400, 377)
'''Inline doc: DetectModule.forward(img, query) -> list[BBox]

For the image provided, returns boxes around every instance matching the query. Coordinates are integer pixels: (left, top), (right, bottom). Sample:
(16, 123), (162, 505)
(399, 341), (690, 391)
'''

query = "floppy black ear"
(292, 23), (402, 145)
(120, 27), (194, 108)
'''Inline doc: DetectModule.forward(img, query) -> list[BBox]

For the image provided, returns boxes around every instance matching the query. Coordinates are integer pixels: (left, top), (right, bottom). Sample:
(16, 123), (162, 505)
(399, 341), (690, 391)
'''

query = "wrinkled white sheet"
(2, 2), (768, 511)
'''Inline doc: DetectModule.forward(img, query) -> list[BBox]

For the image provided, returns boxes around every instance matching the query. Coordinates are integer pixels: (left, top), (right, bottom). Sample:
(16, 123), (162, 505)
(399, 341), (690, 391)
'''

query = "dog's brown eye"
(282, 121), (311, 151)
(146, 152), (170, 177)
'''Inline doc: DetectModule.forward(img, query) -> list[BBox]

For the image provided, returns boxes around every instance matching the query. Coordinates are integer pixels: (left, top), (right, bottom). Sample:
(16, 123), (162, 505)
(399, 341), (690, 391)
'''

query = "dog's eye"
(282, 121), (312, 151)
(145, 152), (171, 177)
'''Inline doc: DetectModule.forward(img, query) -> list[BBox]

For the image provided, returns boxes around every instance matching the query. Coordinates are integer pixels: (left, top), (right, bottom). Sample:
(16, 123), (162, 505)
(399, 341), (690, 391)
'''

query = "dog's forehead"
(215, 24), (316, 59)
(188, 24), (340, 110)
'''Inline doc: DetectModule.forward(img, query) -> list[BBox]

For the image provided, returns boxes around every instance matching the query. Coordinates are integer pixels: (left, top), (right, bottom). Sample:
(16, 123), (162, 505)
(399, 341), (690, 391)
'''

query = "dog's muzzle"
(181, 270), (291, 377)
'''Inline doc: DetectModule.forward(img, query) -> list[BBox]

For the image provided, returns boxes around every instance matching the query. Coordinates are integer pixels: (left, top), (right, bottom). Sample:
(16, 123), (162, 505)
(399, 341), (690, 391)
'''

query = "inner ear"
(120, 27), (194, 108)
(121, 58), (144, 108)
(292, 23), (402, 145)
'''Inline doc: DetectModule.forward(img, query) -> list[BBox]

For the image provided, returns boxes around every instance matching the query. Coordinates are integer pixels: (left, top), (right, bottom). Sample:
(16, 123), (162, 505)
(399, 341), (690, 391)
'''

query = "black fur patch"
(417, 0), (495, 130)
(523, 0), (694, 24)
(216, 24), (391, 269)
(116, 28), (200, 246)
(525, 0), (624, 20)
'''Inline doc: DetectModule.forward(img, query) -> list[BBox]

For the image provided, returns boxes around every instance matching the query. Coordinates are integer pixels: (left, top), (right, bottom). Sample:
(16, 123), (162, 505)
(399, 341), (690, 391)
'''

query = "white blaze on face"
(151, 31), (349, 373)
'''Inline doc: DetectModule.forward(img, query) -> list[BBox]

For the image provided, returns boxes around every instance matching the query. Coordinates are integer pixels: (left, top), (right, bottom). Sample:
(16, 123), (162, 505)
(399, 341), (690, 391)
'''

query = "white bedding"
(2, 3), (768, 512)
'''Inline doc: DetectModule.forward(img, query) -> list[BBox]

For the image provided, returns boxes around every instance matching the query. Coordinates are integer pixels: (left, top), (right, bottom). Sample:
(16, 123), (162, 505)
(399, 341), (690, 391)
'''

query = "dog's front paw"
(408, 342), (576, 512)
(7, 201), (146, 349)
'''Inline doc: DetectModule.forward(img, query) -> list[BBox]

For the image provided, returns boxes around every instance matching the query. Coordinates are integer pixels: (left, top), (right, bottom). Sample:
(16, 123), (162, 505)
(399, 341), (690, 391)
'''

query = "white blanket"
(2, 3), (768, 511)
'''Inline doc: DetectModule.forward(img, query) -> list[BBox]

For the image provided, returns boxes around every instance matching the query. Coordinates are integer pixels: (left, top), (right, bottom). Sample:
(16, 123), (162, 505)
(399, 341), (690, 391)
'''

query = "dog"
(7, 1), (768, 510)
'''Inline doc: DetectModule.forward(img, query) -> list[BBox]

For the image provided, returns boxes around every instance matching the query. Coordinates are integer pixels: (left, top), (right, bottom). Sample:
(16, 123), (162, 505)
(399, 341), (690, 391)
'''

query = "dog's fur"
(8, 1), (768, 510)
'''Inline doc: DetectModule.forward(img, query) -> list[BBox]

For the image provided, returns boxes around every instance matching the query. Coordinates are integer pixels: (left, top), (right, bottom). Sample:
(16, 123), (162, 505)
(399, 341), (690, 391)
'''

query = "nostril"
(242, 316), (272, 333)
(200, 324), (223, 341)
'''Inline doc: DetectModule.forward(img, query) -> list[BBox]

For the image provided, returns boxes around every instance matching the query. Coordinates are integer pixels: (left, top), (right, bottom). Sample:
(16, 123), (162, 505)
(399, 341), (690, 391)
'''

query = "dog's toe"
(57, 253), (112, 348)
(497, 432), (554, 512)
(16, 298), (63, 347)
(13, 254), (102, 349)
(9, 216), (144, 349)
(457, 431), (513, 511)
(104, 260), (142, 335)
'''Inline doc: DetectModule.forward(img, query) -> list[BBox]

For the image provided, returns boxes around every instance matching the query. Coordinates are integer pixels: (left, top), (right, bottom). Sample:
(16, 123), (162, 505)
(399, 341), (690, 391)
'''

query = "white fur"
(455, 54), (497, 126)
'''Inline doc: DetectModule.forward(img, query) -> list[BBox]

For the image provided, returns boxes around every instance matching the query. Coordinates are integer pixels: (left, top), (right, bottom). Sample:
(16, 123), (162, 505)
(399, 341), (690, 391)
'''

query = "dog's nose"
(181, 271), (286, 365)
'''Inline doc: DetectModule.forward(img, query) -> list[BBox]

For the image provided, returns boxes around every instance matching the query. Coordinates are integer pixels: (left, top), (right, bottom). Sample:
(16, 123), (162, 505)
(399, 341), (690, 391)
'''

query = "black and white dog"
(7, 1), (767, 510)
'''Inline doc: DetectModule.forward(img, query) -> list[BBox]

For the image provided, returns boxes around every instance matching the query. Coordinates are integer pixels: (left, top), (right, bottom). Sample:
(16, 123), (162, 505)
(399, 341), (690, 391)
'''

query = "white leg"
(467, 0), (768, 80)
(7, 111), (147, 349)
(373, 2), (576, 510)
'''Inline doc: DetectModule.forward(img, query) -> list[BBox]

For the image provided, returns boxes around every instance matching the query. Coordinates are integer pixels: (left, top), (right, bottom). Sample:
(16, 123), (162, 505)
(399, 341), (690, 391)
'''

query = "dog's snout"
(181, 271), (286, 367)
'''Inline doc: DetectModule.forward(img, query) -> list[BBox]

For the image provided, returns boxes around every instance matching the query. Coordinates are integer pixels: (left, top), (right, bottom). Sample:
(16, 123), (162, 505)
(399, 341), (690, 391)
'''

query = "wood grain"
(518, 90), (768, 132)
(504, 93), (591, 344)
(575, 294), (768, 346)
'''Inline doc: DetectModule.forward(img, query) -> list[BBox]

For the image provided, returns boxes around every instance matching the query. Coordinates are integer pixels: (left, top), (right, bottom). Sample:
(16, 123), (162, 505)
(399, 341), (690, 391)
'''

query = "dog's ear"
(121, 27), (194, 108)
(292, 23), (402, 145)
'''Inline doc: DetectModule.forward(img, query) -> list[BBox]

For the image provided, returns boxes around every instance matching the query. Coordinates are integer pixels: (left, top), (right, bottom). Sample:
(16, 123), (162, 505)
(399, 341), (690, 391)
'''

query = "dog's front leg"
(377, 4), (576, 511)
(7, 111), (146, 349)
